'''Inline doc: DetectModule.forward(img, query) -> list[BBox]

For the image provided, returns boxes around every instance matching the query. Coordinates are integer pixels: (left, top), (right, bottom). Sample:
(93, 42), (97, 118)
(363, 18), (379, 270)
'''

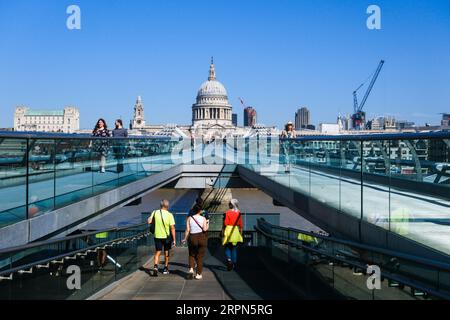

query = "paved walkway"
(95, 245), (302, 300)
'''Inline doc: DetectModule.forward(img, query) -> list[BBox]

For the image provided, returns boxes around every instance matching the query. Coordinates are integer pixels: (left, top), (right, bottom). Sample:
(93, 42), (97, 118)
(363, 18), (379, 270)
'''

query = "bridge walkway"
(93, 245), (302, 300)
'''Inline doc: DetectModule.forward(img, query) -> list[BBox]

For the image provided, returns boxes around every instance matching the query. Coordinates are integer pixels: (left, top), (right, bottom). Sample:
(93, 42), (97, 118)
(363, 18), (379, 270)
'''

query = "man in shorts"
(148, 199), (176, 276)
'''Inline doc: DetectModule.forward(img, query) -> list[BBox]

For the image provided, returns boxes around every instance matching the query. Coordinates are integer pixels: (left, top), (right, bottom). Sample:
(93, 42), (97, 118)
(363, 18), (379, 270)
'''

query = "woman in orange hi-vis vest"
(222, 199), (243, 271)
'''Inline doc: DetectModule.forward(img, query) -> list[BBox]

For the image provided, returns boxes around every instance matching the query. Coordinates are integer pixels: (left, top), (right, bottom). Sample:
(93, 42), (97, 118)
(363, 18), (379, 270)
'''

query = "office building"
(295, 107), (311, 130)
(232, 113), (238, 126)
(244, 107), (257, 127)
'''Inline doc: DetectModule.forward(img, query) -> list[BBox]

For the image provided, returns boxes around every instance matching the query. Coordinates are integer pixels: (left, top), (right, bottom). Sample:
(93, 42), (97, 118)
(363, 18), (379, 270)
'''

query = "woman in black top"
(92, 118), (111, 173)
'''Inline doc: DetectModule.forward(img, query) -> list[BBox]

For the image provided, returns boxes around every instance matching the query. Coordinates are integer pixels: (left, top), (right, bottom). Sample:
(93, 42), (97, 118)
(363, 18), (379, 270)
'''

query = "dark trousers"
(188, 233), (208, 274)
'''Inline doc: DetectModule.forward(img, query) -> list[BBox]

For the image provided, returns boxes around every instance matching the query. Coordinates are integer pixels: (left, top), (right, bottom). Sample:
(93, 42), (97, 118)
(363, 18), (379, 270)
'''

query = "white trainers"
(194, 274), (203, 280)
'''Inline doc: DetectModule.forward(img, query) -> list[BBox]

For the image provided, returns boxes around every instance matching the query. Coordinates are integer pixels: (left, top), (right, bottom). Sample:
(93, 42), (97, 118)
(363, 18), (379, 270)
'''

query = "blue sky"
(0, 0), (449, 129)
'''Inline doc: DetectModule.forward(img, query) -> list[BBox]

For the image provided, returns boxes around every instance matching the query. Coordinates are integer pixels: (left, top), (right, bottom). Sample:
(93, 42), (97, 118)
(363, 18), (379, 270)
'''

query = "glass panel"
(309, 140), (340, 210)
(55, 138), (94, 208)
(389, 139), (450, 255)
(340, 140), (362, 219)
(362, 140), (390, 229)
(0, 223), (152, 300)
(289, 140), (311, 197)
(0, 138), (28, 227)
(27, 139), (56, 216)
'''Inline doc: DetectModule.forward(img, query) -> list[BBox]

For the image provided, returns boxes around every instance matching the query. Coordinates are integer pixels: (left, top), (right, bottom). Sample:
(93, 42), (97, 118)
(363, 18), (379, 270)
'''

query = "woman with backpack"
(182, 204), (209, 280)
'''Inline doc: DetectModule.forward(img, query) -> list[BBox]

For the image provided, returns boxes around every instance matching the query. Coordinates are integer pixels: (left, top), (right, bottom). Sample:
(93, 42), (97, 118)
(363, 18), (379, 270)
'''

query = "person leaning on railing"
(112, 119), (128, 173)
(95, 230), (109, 271)
(280, 121), (297, 173)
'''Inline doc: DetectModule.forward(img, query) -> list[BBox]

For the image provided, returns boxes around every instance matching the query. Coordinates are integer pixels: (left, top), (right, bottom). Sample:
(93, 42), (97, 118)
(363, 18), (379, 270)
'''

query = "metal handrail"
(256, 219), (450, 273)
(0, 131), (178, 140)
(280, 131), (450, 141)
(254, 223), (450, 300)
(0, 223), (150, 277)
(0, 223), (148, 255)
(1, 131), (449, 141)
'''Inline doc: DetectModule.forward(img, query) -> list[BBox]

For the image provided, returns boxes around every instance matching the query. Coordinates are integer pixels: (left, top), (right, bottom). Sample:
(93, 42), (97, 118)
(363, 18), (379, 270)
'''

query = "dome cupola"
(192, 58), (233, 127)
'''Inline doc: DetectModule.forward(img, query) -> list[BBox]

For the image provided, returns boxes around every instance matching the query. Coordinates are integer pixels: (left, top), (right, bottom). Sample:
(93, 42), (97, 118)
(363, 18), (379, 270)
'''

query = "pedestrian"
(95, 230), (109, 271)
(280, 121), (297, 172)
(188, 198), (210, 221)
(28, 195), (40, 218)
(92, 118), (111, 173)
(148, 199), (176, 276)
(112, 119), (128, 173)
(280, 121), (297, 139)
(221, 199), (243, 271)
(182, 204), (209, 280)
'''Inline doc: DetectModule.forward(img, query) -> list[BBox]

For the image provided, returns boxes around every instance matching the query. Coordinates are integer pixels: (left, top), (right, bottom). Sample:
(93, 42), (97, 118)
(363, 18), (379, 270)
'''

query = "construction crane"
(352, 60), (385, 130)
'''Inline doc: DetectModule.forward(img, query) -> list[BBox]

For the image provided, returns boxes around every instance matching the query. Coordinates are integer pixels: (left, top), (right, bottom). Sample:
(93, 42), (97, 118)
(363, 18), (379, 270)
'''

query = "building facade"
(319, 123), (340, 134)
(130, 96), (146, 129)
(243, 107), (257, 127)
(192, 59), (233, 128)
(126, 60), (277, 139)
(441, 114), (450, 128)
(232, 113), (238, 127)
(14, 106), (79, 133)
(295, 107), (310, 130)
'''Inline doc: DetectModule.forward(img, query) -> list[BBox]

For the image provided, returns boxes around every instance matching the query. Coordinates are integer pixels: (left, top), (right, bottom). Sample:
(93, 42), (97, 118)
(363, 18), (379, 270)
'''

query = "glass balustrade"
(0, 132), (449, 256)
(0, 135), (182, 228)
(239, 133), (450, 256)
(256, 219), (450, 300)
(0, 223), (152, 300)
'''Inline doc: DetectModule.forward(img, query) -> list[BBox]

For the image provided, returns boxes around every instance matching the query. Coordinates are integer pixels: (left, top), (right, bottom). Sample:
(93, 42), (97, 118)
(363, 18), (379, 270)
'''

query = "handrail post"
(53, 139), (57, 210)
(359, 138), (364, 242)
(25, 138), (30, 220)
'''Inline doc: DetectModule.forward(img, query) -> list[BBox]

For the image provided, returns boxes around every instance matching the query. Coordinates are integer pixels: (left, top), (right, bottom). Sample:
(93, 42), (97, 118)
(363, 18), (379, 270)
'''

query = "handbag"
(149, 219), (155, 234)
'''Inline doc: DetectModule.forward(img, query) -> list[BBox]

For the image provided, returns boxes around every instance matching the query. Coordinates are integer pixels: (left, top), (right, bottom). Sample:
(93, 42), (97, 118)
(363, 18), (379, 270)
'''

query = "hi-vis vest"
(95, 232), (109, 239)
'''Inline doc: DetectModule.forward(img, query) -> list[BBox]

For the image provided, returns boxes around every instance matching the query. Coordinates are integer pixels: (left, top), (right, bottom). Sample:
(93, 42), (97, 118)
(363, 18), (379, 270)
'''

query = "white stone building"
(14, 106), (80, 133)
(191, 59), (236, 138)
(130, 96), (146, 129)
(319, 123), (340, 135)
(127, 59), (278, 139)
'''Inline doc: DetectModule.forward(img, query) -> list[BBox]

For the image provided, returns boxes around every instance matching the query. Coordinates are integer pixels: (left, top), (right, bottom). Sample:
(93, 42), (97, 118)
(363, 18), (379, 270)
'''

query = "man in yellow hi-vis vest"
(298, 233), (319, 245)
(391, 207), (411, 236)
